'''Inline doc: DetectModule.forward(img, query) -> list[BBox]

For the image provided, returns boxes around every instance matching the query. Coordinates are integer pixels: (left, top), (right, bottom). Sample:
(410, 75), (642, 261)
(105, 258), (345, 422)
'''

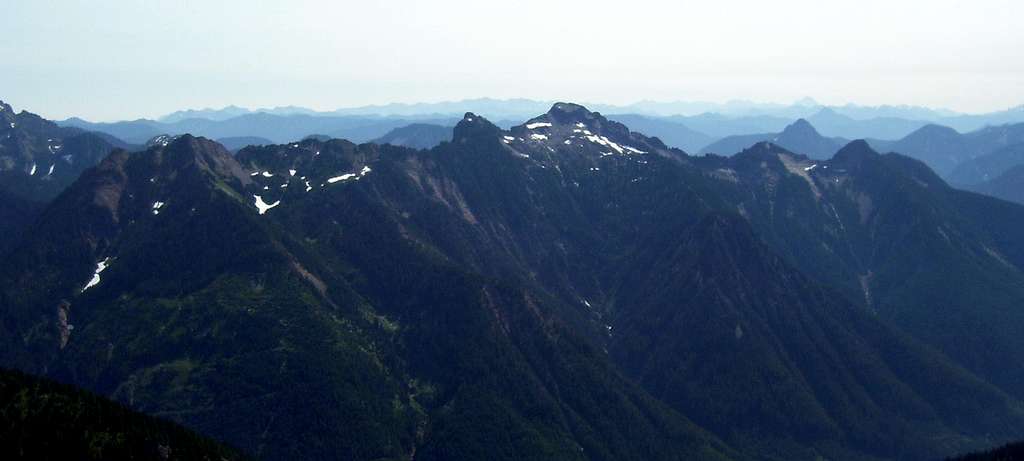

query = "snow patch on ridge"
(253, 195), (280, 214)
(327, 165), (373, 184)
(83, 258), (111, 291)
(327, 173), (358, 183)
(585, 135), (632, 154)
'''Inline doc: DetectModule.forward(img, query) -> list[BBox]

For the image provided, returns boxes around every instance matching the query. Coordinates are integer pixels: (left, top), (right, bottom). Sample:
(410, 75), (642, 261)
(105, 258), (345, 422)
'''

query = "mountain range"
(5, 101), (1024, 460)
(0, 100), (135, 254)
(59, 114), (460, 146)
(153, 98), (1024, 131)
(0, 100), (127, 203)
(61, 99), (1024, 157)
(868, 122), (1024, 177)
(49, 100), (1024, 208)
(684, 107), (1024, 189)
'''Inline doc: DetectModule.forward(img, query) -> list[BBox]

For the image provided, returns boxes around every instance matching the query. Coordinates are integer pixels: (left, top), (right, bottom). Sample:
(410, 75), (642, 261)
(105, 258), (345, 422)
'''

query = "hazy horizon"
(5, 0), (1023, 121)
(16, 96), (1021, 124)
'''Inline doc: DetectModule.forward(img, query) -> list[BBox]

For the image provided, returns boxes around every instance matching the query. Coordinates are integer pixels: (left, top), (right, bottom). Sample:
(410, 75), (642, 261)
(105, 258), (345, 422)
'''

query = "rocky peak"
(545, 102), (604, 126)
(488, 104), (687, 166)
(780, 119), (820, 138)
(524, 102), (626, 137)
(831, 140), (879, 169)
(452, 112), (501, 143)
(0, 100), (13, 121)
(153, 135), (250, 184)
(144, 134), (177, 148)
(729, 142), (825, 181)
(810, 107), (847, 121)
(735, 141), (797, 161)
(908, 124), (961, 140)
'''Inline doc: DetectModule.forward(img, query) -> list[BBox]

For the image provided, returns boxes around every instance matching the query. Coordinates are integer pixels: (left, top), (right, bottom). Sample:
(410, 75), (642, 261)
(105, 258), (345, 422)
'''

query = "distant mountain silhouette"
(668, 113), (793, 138)
(83, 98), (1024, 150)
(950, 142), (1024, 185)
(699, 119), (845, 158)
(59, 117), (165, 144)
(869, 124), (971, 176)
(372, 123), (452, 149)
(158, 105), (253, 123)
(216, 136), (274, 152)
(869, 122), (1024, 177)
(302, 134), (332, 142)
(966, 165), (1024, 204)
(606, 114), (715, 152)
(61, 113), (458, 145)
(806, 107), (929, 139)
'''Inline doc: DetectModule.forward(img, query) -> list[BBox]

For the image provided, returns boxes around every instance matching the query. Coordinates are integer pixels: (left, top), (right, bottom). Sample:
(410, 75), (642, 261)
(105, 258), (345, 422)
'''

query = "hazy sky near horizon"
(3, 0), (1023, 121)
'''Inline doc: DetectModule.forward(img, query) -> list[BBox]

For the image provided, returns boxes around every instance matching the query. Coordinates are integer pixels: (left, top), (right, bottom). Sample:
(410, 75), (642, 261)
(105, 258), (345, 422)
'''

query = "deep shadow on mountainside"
(0, 367), (247, 460)
(949, 440), (1024, 461)
(3, 103), (1024, 460)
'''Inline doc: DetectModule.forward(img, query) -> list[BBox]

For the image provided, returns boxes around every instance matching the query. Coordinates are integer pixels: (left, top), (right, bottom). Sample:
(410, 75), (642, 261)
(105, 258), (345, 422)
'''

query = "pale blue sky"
(4, 0), (1023, 121)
